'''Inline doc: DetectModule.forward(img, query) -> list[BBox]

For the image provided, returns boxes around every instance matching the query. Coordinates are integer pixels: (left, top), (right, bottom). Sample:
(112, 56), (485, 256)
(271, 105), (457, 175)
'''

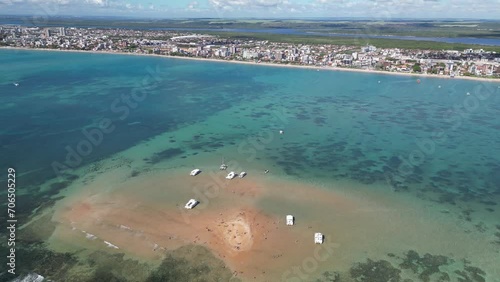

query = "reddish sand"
(49, 168), (500, 281)
(51, 170), (321, 280)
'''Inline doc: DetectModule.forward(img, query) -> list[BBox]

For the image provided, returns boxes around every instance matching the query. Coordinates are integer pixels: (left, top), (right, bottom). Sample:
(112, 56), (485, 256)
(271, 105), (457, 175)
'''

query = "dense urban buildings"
(1, 25), (499, 78)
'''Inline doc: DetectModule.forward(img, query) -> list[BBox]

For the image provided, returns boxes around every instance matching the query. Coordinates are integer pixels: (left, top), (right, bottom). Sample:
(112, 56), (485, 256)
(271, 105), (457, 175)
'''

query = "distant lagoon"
(1, 16), (499, 46)
(153, 28), (500, 46)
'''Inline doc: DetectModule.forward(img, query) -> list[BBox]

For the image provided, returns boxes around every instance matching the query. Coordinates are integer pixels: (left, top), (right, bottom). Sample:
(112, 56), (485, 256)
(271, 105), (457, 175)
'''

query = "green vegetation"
(412, 63), (422, 73)
(3, 16), (500, 39)
(126, 44), (138, 50)
(315, 21), (500, 38)
(2, 16), (499, 51)
(204, 31), (500, 52)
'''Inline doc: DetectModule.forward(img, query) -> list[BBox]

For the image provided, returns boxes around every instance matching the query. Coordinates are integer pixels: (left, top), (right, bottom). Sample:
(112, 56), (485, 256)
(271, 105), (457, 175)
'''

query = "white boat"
(220, 157), (228, 170)
(220, 164), (228, 170)
(184, 199), (199, 209)
(314, 232), (324, 244)
(286, 215), (294, 226)
(239, 171), (247, 178)
(226, 171), (236, 180)
(13, 83), (19, 87)
(279, 130), (284, 135)
(104, 240), (119, 249)
(190, 169), (201, 176)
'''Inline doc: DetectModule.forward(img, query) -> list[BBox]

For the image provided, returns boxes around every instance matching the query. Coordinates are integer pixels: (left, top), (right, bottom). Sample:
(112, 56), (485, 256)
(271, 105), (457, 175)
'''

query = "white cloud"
(85, 0), (107, 6)
(209, 0), (287, 10)
(0, 0), (25, 5)
(187, 1), (199, 10)
(0, 0), (112, 7)
(1, 0), (500, 18)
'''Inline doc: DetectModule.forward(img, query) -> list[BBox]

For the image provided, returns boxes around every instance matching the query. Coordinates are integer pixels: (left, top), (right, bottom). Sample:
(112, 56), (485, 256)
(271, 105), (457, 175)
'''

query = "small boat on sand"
(220, 157), (228, 170)
(226, 171), (236, 180)
(185, 199), (199, 209)
(314, 232), (324, 244)
(190, 169), (201, 176)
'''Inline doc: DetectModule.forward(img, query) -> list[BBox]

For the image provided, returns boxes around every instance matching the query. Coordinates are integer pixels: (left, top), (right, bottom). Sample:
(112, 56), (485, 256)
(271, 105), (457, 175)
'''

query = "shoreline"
(2, 46), (500, 83)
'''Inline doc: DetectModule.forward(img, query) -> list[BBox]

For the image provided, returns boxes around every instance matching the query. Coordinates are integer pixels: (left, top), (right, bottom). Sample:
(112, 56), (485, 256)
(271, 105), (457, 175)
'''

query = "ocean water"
(1, 48), (500, 281)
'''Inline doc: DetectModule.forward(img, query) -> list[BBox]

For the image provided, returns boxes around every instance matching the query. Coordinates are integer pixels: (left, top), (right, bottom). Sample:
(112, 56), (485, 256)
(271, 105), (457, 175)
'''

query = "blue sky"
(1, 0), (500, 19)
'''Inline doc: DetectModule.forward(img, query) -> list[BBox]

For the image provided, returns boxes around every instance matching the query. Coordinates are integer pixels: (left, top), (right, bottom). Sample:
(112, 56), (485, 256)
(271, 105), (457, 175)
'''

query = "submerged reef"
(147, 148), (185, 164)
(314, 271), (341, 282)
(0, 243), (78, 282)
(495, 225), (500, 245)
(349, 259), (402, 282)
(398, 250), (451, 282)
(146, 245), (235, 282)
(84, 251), (152, 282)
(314, 250), (488, 282)
(1, 243), (233, 282)
(397, 250), (486, 282)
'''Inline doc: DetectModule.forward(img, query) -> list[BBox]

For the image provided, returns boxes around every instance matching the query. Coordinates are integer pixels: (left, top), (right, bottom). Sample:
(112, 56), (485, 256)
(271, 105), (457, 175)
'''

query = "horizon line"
(1, 14), (500, 22)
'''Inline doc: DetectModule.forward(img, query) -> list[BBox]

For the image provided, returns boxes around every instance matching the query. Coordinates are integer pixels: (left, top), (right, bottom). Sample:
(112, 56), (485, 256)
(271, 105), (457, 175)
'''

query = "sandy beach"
(2, 46), (500, 84)
(47, 162), (500, 281)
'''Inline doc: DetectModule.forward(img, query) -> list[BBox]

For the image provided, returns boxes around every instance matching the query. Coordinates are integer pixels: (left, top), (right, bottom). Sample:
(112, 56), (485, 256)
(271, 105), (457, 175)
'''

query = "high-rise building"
(60, 27), (65, 36)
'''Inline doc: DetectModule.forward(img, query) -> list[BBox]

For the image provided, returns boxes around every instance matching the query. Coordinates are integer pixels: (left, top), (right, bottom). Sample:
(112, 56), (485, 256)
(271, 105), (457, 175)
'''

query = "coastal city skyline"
(2, 25), (499, 79)
(1, 0), (500, 19)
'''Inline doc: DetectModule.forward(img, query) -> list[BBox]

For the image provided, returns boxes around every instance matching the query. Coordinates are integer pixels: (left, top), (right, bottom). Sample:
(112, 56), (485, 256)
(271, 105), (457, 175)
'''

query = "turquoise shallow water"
(1, 49), (500, 281)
